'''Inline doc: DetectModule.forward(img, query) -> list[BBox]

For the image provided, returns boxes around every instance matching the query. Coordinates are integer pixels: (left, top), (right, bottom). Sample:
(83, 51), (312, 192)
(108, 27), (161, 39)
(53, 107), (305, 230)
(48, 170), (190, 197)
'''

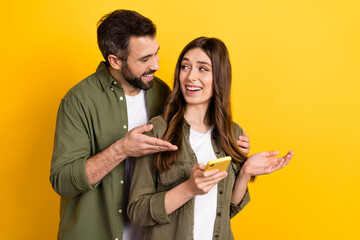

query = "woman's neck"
(184, 104), (211, 134)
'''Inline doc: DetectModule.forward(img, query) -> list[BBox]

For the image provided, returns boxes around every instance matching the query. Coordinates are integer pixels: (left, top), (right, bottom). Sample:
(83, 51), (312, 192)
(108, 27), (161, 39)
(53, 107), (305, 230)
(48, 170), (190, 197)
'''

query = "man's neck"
(108, 67), (140, 96)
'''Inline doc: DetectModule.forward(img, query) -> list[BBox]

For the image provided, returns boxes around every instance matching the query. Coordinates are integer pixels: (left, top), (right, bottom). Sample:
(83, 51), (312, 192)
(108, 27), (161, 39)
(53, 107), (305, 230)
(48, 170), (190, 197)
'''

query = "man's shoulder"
(63, 72), (102, 103)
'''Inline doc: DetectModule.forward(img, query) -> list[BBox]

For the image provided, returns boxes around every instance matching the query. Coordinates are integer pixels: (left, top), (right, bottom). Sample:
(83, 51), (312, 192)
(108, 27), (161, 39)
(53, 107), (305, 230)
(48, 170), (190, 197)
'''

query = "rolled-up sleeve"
(229, 122), (250, 218)
(50, 96), (95, 198)
(230, 188), (250, 218)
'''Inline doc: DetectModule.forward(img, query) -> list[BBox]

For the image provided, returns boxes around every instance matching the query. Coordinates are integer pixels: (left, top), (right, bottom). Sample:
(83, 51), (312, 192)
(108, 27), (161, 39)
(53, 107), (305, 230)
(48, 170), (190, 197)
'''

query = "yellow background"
(1, 0), (359, 239)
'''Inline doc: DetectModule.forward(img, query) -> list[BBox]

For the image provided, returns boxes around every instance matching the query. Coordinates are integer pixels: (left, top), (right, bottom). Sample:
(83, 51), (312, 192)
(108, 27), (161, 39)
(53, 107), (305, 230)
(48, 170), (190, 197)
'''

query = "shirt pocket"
(158, 163), (186, 187)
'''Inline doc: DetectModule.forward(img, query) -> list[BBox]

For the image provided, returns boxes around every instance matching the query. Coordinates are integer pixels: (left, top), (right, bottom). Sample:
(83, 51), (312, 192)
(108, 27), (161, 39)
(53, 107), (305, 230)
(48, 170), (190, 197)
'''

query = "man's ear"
(107, 54), (122, 70)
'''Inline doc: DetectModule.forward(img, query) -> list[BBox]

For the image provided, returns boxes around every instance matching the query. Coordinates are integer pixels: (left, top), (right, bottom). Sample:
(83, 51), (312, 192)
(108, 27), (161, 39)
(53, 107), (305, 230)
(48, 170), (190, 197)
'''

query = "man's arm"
(237, 130), (251, 156)
(50, 97), (176, 197)
(85, 124), (177, 185)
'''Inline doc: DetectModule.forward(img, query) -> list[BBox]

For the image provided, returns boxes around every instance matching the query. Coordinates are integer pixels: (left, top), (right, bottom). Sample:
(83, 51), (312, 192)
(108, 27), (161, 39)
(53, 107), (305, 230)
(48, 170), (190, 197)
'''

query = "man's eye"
(140, 59), (148, 62)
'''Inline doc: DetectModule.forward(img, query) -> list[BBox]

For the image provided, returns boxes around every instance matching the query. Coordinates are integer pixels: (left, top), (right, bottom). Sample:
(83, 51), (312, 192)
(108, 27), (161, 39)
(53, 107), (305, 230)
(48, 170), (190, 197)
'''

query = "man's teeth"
(143, 73), (153, 78)
(186, 86), (202, 91)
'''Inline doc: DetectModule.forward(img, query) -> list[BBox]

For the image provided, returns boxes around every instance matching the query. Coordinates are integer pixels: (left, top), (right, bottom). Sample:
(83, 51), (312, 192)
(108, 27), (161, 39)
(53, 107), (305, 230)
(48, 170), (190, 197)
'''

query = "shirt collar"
(183, 119), (191, 136)
(96, 61), (120, 92)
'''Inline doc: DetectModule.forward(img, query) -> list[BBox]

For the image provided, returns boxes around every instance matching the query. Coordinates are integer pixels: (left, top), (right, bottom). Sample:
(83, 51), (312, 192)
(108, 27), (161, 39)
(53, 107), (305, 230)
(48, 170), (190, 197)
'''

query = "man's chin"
(125, 77), (153, 90)
(141, 80), (154, 90)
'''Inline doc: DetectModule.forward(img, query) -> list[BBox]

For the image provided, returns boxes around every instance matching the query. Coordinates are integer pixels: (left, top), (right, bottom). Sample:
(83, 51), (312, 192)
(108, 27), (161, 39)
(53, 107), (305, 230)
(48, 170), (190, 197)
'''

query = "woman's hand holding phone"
(164, 159), (230, 215)
(186, 163), (228, 196)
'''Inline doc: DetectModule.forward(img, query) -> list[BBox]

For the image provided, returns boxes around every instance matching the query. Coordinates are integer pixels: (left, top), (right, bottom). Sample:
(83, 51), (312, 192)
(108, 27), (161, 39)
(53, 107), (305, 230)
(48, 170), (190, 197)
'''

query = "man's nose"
(149, 56), (160, 71)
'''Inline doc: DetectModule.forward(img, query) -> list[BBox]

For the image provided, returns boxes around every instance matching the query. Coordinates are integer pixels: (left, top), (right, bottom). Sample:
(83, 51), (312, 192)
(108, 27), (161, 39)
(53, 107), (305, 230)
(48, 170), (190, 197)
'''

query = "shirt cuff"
(230, 188), (250, 218)
(71, 157), (98, 192)
(150, 191), (171, 224)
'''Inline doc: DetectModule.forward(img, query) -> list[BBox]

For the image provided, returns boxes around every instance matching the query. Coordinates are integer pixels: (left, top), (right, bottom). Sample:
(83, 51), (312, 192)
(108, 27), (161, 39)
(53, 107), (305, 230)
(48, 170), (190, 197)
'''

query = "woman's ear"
(107, 54), (122, 70)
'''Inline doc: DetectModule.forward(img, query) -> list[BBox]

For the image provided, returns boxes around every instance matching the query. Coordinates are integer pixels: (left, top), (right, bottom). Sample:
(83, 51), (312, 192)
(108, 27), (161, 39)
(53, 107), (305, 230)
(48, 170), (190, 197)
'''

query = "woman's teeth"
(186, 86), (202, 91)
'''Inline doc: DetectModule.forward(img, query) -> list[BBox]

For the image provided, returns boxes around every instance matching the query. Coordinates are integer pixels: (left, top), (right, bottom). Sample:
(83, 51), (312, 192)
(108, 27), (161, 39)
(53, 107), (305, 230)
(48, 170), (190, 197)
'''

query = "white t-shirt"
(123, 90), (148, 240)
(190, 127), (218, 240)
(125, 89), (149, 131)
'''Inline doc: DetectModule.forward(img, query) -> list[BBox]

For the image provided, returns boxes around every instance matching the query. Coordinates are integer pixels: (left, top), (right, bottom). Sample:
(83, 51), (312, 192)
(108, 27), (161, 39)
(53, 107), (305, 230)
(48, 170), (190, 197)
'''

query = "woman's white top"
(190, 126), (218, 240)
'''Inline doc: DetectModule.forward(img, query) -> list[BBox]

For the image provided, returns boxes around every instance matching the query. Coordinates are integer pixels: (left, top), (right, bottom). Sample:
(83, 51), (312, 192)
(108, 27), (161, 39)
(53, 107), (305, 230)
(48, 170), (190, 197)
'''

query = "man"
(50, 9), (250, 240)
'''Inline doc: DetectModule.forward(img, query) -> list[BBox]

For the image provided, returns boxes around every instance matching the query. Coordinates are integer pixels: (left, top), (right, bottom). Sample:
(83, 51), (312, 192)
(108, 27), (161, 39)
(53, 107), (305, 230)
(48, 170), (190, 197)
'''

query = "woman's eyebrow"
(182, 58), (212, 66)
(197, 61), (212, 66)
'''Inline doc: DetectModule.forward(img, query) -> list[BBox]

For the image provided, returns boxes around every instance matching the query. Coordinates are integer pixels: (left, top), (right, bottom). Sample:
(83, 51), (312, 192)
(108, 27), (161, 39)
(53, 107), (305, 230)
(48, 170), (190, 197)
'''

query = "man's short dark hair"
(97, 9), (157, 63)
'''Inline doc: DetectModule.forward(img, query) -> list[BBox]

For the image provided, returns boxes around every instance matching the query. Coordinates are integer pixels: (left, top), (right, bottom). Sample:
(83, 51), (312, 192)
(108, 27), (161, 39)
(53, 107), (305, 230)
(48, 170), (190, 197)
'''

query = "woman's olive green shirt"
(127, 116), (250, 240)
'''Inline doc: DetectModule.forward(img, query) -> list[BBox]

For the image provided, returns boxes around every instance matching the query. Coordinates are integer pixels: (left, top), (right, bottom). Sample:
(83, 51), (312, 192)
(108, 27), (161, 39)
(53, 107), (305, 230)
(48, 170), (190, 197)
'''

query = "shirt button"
(120, 180), (124, 184)
(119, 96), (124, 101)
(113, 81), (118, 85)
(110, 88), (114, 91)
(216, 151), (220, 154)
(123, 125), (127, 129)
(118, 209), (122, 214)
(217, 212), (221, 216)
(219, 191), (223, 195)
(115, 238), (119, 240)
(215, 235), (219, 238)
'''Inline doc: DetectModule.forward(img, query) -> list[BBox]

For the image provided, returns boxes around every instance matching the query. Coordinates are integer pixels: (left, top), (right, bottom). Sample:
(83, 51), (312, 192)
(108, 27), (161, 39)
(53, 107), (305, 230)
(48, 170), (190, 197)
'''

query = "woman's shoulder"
(231, 121), (244, 137)
(148, 115), (168, 138)
(149, 115), (167, 126)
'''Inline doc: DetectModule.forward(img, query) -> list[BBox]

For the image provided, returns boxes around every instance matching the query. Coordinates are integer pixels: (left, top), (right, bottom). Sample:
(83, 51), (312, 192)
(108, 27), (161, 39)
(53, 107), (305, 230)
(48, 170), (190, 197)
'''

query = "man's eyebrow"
(138, 47), (160, 60)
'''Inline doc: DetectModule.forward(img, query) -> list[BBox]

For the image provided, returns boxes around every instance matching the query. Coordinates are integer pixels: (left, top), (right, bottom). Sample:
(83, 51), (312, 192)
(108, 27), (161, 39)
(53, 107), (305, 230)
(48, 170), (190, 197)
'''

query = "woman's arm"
(127, 156), (228, 226)
(232, 150), (294, 205)
(127, 153), (166, 226)
(164, 163), (227, 214)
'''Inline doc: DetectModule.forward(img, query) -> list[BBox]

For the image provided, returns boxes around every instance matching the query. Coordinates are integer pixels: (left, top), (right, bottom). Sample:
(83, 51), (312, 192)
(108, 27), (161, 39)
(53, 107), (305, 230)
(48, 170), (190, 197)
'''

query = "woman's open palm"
(243, 151), (294, 176)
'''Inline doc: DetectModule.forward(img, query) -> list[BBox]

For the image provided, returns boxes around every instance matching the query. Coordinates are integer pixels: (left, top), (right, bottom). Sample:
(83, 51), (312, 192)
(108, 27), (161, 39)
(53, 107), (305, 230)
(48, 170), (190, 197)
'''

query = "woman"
(127, 37), (293, 240)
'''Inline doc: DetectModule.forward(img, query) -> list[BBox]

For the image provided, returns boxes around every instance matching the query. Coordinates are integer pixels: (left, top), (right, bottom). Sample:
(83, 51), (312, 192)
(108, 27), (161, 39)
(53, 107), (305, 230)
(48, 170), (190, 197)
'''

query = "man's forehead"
(128, 36), (159, 58)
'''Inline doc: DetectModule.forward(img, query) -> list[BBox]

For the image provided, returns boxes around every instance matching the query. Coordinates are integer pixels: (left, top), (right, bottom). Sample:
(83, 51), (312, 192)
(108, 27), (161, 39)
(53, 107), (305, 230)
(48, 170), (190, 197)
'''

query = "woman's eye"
(181, 65), (189, 70)
(199, 67), (208, 71)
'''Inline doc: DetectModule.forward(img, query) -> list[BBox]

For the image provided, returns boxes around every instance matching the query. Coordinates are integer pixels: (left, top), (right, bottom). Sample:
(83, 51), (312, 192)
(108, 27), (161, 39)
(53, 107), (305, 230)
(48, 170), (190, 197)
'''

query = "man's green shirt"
(50, 62), (171, 240)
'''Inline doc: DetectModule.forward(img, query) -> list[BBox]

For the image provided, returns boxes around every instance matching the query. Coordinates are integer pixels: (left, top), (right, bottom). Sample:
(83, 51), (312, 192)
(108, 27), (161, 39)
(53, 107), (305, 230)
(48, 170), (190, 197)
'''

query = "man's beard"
(121, 61), (155, 90)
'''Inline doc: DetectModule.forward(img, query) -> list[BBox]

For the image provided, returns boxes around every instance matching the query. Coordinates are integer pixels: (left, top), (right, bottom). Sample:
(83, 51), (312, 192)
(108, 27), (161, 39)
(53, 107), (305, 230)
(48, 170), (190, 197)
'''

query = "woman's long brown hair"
(154, 37), (251, 179)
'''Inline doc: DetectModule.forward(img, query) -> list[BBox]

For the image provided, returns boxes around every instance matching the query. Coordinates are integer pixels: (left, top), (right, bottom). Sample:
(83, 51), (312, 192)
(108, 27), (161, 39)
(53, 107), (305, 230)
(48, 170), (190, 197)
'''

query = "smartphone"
(204, 156), (232, 171)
